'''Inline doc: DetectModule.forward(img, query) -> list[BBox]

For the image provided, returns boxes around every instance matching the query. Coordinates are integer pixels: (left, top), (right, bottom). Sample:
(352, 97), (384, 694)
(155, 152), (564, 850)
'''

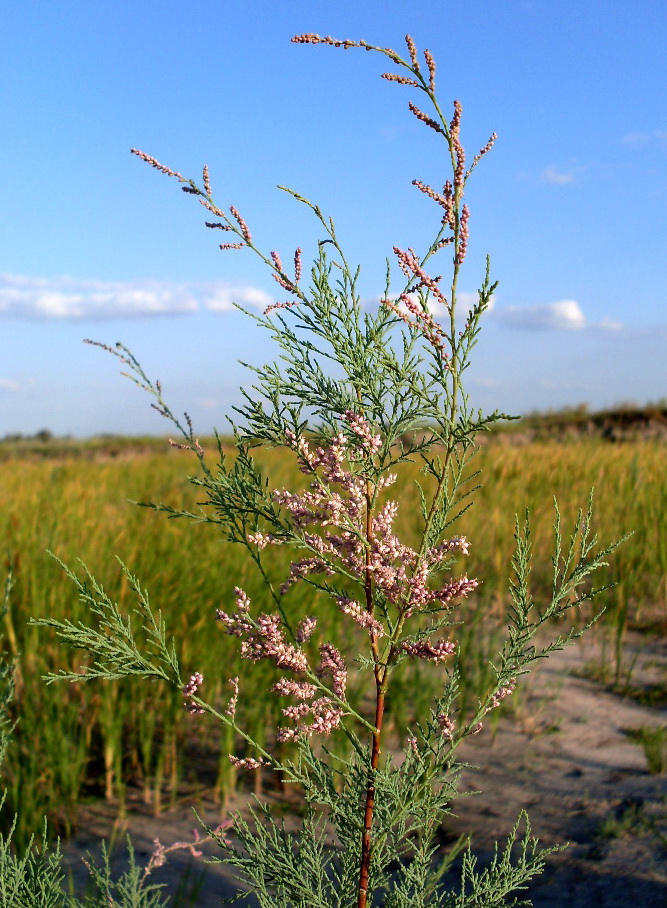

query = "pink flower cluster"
(264, 415), (477, 623)
(271, 674), (344, 742)
(383, 292), (449, 359)
(401, 639), (456, 661)
(337, 597), (385, 637)
(216, 589), (308, 673)
(486, 678), (516, 713)
(182, 672), (205, 714)
(227, 414), (479, 745)
(216, 588), (348, 742)
(436, 713), (455, 738)
(229, 755), (269, 770)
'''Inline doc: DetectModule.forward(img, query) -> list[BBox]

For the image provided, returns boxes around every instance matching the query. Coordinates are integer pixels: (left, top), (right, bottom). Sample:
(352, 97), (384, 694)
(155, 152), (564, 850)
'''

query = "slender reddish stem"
(357, 684), (385, 908)
(357, 476), (386, 908)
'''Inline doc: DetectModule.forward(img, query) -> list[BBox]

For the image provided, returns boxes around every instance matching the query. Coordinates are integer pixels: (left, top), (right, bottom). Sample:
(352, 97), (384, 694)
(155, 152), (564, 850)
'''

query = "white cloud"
(0, 378), (21, 392)
(455, 291), (496, 315)
(0, 274), (273, 320)
(203, 284), (273, 313)
(0, 274), (199, 319)
(494, 299), (622, 332)
(539, 166), (577, 185)
(598, 316), (623, 331)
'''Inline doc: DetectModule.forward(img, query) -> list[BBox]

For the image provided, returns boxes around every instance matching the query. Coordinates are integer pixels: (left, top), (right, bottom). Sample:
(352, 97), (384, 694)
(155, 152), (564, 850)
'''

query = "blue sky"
(1, 0), (665, 436)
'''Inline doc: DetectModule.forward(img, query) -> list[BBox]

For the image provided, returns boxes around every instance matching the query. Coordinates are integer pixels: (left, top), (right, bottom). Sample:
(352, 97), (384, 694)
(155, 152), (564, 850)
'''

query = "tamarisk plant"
(33, 34), (621, 907)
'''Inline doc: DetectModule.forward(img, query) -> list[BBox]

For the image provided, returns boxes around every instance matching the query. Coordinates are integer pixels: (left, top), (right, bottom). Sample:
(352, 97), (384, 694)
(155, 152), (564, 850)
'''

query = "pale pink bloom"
(275, 727), (300, 742)
(217, 589), (308, 673)
(229, 756), (269, 770)
(281, 701), (314, 720)
(343, 410), (382, 455)
(270, 250), (283, 271)
(229, 205), (251, 242)
(130, 148), (183, 180)
(226, 677), (239, 718)
(182, 672), (205, 714)
(280, 557), (335, 594)
(247, 531), (273, 549)
(393, 247), (450, 309)
(318, 642), (348, 698)
(433, 576), (479, 605)
(295, 616), (317, 643)
(264, 300), (300, 315)
(308, 700), (344, 734)
(427, 536), (470, 560)
(216, 587), (253, 636)
(150, 821), (233, 872)
(336, 597), (385, 637)
(456, 204), (470, 265)
(275, 426), (477, 650)
(401, 639), (456, 662)
(486, 678), (516, 713)
(406, 735), (419, 754)
(437, 713), (455, 738)
(378, 472), (398, 490)
(272, 678), (317, 699)
(276, 696), (343, 742)
(272, 272), (296, 292)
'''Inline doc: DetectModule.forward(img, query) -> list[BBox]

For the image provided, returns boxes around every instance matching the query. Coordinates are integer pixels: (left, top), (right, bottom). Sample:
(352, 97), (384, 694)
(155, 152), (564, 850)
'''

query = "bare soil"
(61, 631), (667, 906)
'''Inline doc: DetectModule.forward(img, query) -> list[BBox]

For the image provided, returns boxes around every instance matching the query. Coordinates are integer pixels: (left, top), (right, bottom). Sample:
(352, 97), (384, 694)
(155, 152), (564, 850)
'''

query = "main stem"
(357, 471), (386, 908)
(357, 680), (385, 908)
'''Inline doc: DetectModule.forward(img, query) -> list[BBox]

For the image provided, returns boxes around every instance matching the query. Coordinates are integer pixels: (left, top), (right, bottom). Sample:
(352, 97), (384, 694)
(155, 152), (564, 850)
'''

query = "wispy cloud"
(0, 378), (21, 392)
(494, 299), (622, 332)
(450, 290), (495, 314)
(539, 166), (577, 185)
(203, 284), (273, 313)
(621, 129), (667, 147)
(0, 274), (273, 320)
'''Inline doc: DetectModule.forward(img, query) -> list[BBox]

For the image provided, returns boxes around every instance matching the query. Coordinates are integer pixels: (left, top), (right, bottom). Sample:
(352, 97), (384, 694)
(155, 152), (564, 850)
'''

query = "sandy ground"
(61, 631), (667, 906)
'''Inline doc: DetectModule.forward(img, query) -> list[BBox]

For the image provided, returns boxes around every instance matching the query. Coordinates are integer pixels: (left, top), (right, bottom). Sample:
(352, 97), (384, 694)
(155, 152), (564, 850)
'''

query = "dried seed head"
(456, 204), (470, 265)
(424, 48), (436, 92)
(291, 34), (366, 50)
(381, 72), (420, 87)
(272, 272), (296, 292)
(408, 101), (444, 135)
(264, 300), (300, 315)
(271, 251), (283, 271)
(228, 755), (269, 770)
(229, 205), (251, 242)
(131, 148), (183, 180)
(405, 35), (419, 69)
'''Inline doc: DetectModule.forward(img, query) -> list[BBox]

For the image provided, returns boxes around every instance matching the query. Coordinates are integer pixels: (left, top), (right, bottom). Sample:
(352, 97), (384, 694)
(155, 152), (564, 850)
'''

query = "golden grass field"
(1, 434), (665, 846)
